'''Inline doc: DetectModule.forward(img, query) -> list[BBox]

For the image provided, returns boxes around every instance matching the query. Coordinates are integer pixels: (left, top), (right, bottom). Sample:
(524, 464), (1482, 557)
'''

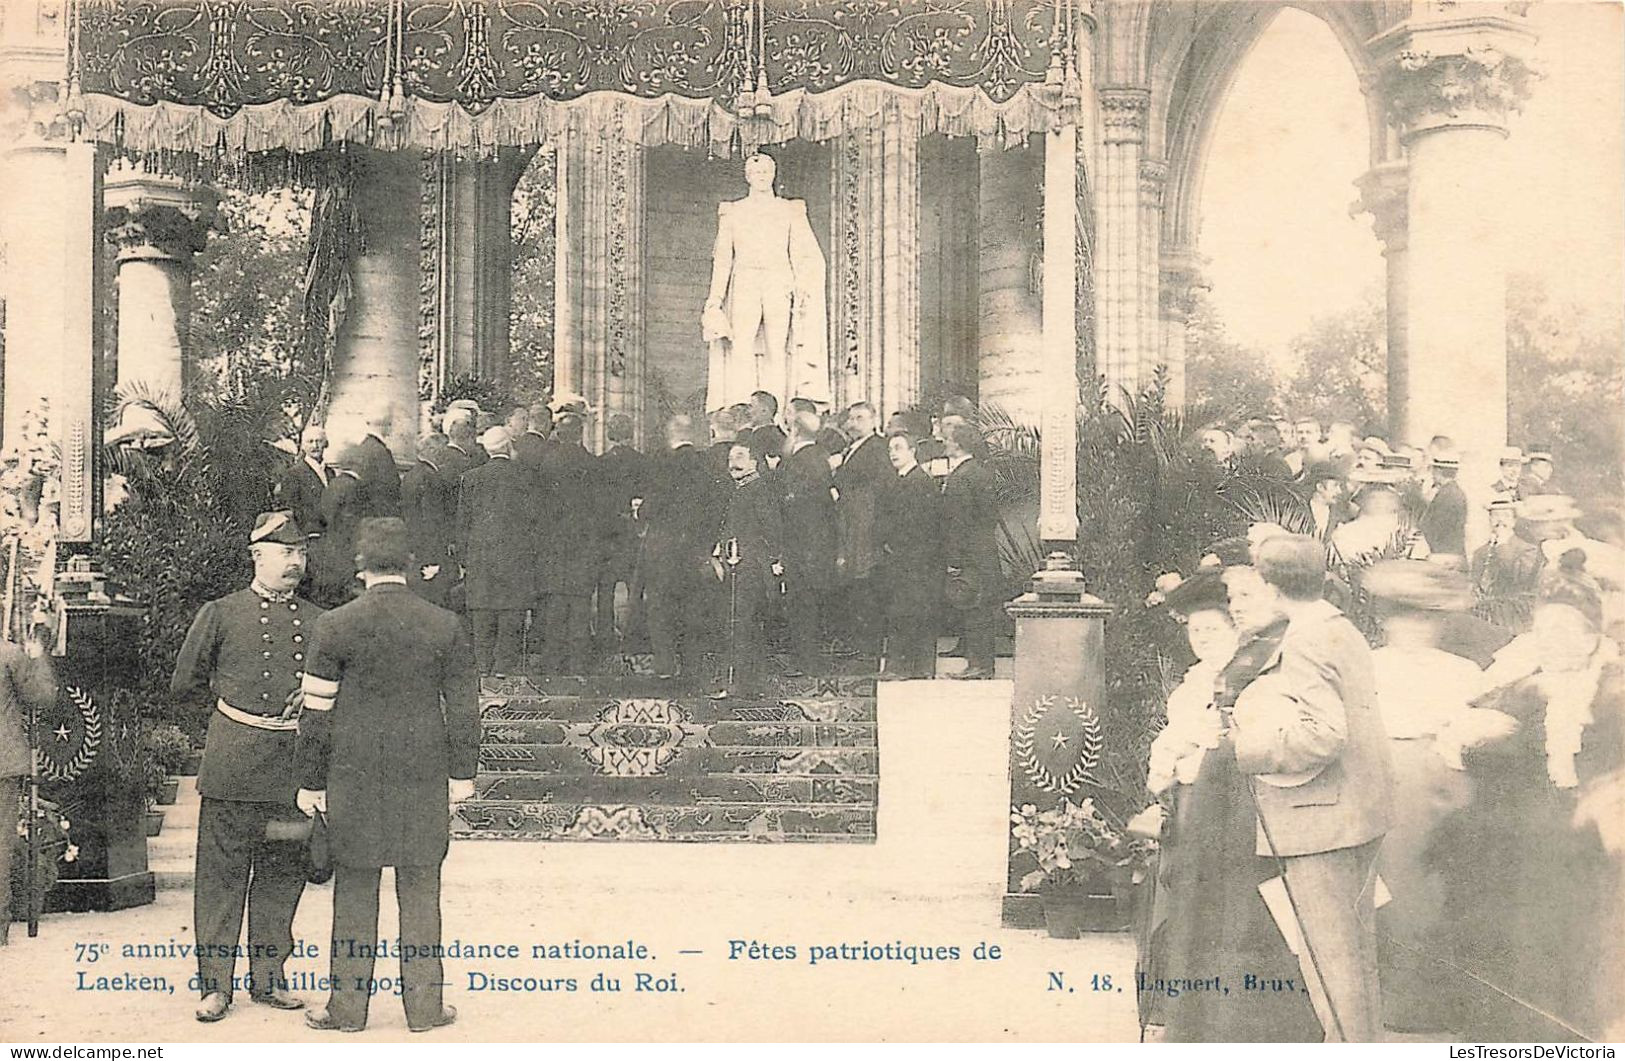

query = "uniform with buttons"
(172, 587), (326, 805)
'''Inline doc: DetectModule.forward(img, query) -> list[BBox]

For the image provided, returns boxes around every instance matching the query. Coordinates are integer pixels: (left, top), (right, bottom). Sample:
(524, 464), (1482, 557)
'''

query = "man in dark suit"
(877, 432), (942, 679)
(1469, 497), (1544, 630)
(170, 512), (323, 1020)
(439, 407), (484, 480)
(742, 390), (786, 467)
(353, 417), (402, 518)
(706, 407), (741, 487)
(273, 424), (328, 539)
(310, 447), (367, 608)
(1229, 536), (1394, 1042)
(1305, 464), (1352, 545)
(941, 421), (1000, 678)
(455, 427), (538, 675)
(536, 413), (596, 674)
(1419, 447), (1467, 558)
(713, 440), (784, 698)
(833, 402), (891, 659)
(779, 409), (836, 675)
(0, 614), (56, 946)
(402, 434), (455, 607)
(296, 518), (477, 1034)
(644, 416), (721, 681)
(593, 414), (649, 654)
(512, 401), (554, 469)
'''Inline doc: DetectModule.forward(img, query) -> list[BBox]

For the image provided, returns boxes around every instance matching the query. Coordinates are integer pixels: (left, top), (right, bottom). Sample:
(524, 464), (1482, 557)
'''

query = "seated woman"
(1433, 553), (1624, 1042)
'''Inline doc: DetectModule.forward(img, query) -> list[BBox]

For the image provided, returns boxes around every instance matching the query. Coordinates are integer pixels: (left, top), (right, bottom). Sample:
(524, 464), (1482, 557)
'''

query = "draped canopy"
(75, 0), (1080, 156)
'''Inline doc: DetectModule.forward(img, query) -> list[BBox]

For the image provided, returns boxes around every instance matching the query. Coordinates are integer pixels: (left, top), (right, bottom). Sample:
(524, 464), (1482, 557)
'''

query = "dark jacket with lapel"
(643, 445), (721, 595)
(537, 442), (597, 595)
(456, 455), (540, 609)
(833, 433), (891, 582)
(721, 475), (784, 605)
(595, 444), (650, 562)
(355, 433), (402, 518)
(780, 441), (836, 587)
(941, 456), (1000, 582)
(877, 465), (943, 615)
(313, 473), (365, 598)
(296, 583), (478, 867)
(0, 643), (55, 779)
(401, 458), (453, 568)
(1420, 480), (1468, 556)
(274, 458), (328, 537)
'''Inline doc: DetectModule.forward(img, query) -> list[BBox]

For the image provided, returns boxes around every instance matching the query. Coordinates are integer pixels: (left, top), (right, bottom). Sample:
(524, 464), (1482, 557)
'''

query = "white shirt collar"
(362, 574), (408, 588)
(947, 453), (973, 473)
(791, 439), (816, 454)
(895, 460), (918, 477)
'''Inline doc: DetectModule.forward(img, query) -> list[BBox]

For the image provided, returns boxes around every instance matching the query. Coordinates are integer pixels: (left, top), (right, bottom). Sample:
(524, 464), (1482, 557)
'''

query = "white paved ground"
(1, 680), (1141, 1043)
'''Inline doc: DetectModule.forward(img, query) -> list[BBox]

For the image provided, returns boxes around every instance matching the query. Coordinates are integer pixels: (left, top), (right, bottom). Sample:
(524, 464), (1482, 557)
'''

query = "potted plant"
(9, 797), (77, 924)
(142, 755), (169, 835)
(1011, 798), (1152, 938)
(144, 723), (193, 804)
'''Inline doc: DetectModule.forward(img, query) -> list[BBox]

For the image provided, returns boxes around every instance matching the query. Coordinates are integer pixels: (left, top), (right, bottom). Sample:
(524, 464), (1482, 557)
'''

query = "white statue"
(702, 152), (829, 410)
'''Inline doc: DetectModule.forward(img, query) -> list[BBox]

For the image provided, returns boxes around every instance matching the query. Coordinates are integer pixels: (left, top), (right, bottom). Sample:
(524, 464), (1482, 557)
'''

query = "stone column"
(829, 124), (921, 415)
(1094, 88), (1150, 405)
(1373, 10), (1536, 548)
(1352, 161), (1408, 439)
(1374, 20), (1534, 445)
(554, 130), (645, 451)
(1158, 247), (1203, 408)
(977, 143), (1042, 423)
(1040, 123), (1079, 545)
(103, 171), (217, 398)
(0, 13), (104, 544)
(1137, 158), (1167, 386)
(325, 151), (422, 461)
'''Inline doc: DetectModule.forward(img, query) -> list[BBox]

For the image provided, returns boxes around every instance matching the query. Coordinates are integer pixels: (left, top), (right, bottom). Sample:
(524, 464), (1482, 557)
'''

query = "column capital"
(1138, 157), (1167, 207)
(1098, 88), (1149, 145)
(104, 173), (219, 262)
(1369, 13), (1539, 139)
(1158, 246), (1205, 322)
(1351, 160), (1409, 254)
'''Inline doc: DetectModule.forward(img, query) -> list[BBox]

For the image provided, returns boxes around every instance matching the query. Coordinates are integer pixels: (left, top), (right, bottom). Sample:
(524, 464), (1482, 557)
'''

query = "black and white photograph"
(0, 0), (1621, 1046)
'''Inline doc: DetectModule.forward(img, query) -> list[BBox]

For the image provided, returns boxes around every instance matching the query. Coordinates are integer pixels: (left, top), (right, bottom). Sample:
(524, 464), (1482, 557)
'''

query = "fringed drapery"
(80, 78), (1064, 165)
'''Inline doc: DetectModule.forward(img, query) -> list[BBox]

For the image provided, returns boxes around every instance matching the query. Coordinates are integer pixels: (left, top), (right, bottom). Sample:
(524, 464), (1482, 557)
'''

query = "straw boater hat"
(1486, 497), (1519, 515)
(1518, 494), (1583, 523)
(1526, 445), (1553, 463)
(250, 510), (304, 546)
(1498, 446), (1526, 465)
(1362, 559), (1474, 612)
(1428, 443), (1460, 469)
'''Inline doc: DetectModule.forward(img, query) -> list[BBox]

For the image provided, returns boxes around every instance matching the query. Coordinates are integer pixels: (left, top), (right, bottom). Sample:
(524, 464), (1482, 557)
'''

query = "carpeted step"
(458, 678), (881, 843)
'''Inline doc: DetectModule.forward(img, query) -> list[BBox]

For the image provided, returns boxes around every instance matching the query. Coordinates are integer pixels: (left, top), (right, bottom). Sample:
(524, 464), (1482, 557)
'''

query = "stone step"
(478, 744), (878, 774)
(480, 696), (877, 724)
(482, 674), (880, 700)
(473, 772), (878, 804)
(452, 801), (875, 841)
(482, 718), (877, 747)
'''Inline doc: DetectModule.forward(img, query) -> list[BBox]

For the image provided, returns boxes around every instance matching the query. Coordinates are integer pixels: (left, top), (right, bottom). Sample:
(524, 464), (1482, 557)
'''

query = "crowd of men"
(275, 391), (1004, 694)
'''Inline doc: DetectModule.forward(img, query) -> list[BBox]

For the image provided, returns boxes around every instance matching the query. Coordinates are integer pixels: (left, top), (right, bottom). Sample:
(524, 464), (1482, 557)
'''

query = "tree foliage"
(1278, 292), (1388, 433)
(1182, 289), (1278, 417)
(509, 148), (557, 403)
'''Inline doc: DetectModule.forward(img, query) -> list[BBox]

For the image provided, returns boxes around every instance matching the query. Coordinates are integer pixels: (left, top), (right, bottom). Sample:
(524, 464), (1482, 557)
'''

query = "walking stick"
(723, 538), (740, 690)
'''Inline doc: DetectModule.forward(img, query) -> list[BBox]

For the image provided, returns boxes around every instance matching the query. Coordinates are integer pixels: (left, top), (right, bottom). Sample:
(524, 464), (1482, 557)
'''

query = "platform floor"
(2, 676), (1143, 1043)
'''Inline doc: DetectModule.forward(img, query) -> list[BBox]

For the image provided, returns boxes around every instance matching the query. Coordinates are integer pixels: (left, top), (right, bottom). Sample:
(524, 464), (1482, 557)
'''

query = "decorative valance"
(74, 0), (1081, 156)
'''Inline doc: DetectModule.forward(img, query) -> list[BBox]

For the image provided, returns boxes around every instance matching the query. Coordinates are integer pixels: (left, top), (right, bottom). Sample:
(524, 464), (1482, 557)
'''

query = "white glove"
(296, 789), (327, 817)
(422, 564), (441, 581)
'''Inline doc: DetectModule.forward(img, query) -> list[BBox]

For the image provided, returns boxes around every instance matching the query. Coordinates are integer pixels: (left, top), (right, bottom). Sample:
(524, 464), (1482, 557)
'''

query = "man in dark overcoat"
(0, 615), (56, 946)
(455, 427), (538, 675)
(644, 416), (721, 680)
(352, 417), (402, 518)
(593, 413), (650, 654)
(296, 518), (478, 1034)
(511, 401), (554, 469)
(713, 440), (784, 697)
(170, 511), (323, 1021)
(402, 434), (455, 607)
(536, 413), (597, 674)
(780, 409), (837, 674)
(273, 423), (328, 539)
(1469, 497), (1544, 631)
(941, 420), (1000, 678)
(877, 432), (942, 679)
(833, 401), (891, 659)
(310, 446), (366, 607)
(1419, 447), (1468, 559)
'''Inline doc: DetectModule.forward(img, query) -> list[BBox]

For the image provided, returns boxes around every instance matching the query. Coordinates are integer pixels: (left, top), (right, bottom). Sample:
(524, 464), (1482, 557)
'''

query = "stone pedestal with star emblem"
(38, 600), (154, 913)
(1003, 557), (1112, 928)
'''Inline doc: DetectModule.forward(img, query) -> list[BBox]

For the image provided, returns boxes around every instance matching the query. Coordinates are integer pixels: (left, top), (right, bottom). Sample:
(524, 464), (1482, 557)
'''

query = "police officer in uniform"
(170, 511), (324, 1022)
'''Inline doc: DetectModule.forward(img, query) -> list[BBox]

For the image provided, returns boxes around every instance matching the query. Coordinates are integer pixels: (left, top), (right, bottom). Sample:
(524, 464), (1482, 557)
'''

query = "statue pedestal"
(1002, 555), (1112, 927)
(39, 600), (153, 913)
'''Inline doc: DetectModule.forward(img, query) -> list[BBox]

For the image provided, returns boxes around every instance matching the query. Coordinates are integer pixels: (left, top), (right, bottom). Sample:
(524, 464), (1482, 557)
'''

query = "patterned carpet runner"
(454, 675), (880, 842)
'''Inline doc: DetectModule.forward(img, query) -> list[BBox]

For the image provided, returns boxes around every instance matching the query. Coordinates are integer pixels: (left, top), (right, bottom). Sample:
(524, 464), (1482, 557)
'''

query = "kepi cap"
(250, 510), (304, 546)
